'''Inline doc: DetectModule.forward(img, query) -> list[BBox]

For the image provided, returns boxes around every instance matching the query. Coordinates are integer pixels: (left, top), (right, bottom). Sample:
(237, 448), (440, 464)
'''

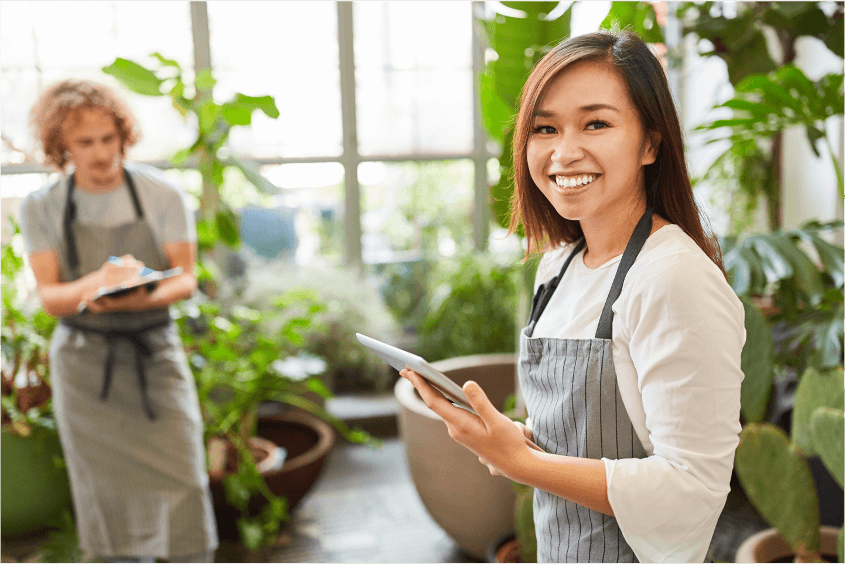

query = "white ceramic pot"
(735, 526), (841, 562)
(395, 353), (518, 561)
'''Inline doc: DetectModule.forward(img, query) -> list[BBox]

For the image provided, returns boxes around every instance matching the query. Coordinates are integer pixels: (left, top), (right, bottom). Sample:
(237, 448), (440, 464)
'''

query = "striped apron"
(517, 208), (653, 563)
(49, 170), (217, 558)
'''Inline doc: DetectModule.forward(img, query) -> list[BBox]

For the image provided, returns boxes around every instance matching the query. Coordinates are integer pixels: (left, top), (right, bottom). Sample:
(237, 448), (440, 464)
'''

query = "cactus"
(792, 366), (845, 456)
(513, 483), (537, 562)
(809, 406), (844, 489)
(739, 297), (775, 423)
(735, 423), (821, 561)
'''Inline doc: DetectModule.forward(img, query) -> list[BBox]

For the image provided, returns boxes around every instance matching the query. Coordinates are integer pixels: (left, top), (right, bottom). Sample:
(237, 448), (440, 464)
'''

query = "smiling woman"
(402, 30), (745, 564)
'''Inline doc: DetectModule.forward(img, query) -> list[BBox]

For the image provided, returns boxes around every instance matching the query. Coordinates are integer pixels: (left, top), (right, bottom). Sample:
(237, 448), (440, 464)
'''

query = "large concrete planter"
(735, 526), (840, 562)
(395, 353), (517, 561)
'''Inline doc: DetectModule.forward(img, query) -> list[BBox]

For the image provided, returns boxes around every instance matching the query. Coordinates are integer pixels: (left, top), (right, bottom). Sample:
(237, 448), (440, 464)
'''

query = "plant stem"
(824, 135), (844, 202)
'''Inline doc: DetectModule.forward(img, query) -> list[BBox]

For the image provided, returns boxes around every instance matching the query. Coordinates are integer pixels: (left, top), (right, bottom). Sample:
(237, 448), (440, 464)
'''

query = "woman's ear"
(641, 131), (661, 166)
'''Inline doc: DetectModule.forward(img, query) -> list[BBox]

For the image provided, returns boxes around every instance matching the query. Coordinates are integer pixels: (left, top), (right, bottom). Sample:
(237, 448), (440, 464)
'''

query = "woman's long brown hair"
(509, 30), (724, 274)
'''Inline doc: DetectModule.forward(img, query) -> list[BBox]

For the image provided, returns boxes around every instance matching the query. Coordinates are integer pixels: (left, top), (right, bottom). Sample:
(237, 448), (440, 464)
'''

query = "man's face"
(62, 108), (123, 190)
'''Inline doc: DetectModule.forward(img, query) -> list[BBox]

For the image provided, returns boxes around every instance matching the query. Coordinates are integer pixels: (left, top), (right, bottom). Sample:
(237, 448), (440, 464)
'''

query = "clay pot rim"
(257, 410), (335, 474)
(394, 353), (516, 421)
(735, 526), (841, 563)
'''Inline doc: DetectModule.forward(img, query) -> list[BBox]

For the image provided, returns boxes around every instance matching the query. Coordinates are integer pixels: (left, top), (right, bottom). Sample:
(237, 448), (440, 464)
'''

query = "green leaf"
(237, 519), (265, 552)
(735, 423), (821, 555)
(804, 233), (844, 289)
(739, 297), (775, 423)
(751, 236), (793, 283)
(215, 207), (240, 247)
(230, 93), (279, 119)
(479, 72), (515, 144)
(805, 125), (825, 158)
(791, 366), (844, 457)
(767, 235), (825, 306)
(490, 129), (515, 232)
(102, 58), (164, 96)
(198, 99), (222, 134)
(306, 378), (332, 399)
(809, 406), (844, 489)
(151, 52), (181, 69)
(226, 155), (279, 195)
(195, 69), (217, 90)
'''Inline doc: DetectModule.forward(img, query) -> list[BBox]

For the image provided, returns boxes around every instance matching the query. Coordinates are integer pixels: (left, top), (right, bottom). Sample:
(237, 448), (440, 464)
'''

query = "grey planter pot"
(395, 353), (518, 561)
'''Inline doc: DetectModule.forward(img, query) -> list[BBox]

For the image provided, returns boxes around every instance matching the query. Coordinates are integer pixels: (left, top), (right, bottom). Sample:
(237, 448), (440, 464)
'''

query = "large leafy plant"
(679, 1), (844, 230)
(103, 54), (281, 287)
(727, 221), (843, 424)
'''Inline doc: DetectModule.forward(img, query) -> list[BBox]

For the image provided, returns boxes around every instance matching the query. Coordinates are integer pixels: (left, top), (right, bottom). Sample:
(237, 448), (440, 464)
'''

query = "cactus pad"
(809, 406), (844, 490)
(792, 366), (844, 457)
(735, 423), (820, 556)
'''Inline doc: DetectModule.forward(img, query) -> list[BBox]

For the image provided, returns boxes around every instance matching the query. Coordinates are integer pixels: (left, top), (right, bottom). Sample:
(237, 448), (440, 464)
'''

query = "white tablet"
(356, 333), (474, 412)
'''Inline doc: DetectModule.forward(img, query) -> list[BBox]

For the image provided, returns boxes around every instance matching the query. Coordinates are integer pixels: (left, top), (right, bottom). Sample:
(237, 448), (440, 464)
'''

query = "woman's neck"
(579, 201), (668, 269)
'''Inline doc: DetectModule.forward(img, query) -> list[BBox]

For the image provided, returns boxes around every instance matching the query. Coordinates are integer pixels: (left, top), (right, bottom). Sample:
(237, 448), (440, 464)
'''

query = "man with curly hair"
(20, 80), (218, 563)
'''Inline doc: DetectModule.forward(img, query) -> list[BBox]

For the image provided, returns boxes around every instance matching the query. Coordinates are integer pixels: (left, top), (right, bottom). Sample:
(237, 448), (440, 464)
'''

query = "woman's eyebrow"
(533, 103), (620, 118)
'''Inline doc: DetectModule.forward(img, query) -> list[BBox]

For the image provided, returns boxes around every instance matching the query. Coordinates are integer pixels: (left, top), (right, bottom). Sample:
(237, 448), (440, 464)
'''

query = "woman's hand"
(400, 368), (534, 483)
(480, 420), (536, 476)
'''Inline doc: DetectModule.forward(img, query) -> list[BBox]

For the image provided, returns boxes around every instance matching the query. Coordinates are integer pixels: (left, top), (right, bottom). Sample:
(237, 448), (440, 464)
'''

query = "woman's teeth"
(555, 175), (595, 188)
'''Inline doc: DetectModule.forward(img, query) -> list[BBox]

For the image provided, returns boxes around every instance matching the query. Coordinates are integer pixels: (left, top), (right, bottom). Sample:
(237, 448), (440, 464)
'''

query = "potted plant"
(734, 365), (843, 563)
(1, 223), (72, 539)
(174, 292), (376, 552)
(241, 261), (401, 395)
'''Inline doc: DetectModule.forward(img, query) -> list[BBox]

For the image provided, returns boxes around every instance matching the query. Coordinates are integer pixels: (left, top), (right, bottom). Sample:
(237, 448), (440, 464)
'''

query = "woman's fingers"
(401, 369), (454, 414)
(478, 456), (503, 476)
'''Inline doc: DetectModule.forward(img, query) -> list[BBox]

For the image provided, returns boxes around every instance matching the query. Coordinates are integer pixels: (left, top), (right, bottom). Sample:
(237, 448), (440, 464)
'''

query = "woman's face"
(526, 60), (658, 226)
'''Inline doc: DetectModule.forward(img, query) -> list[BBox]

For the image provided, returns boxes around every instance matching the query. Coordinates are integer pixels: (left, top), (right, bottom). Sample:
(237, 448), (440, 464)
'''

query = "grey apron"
(518, 209), (653, 563)
(49, 169), (218, 558)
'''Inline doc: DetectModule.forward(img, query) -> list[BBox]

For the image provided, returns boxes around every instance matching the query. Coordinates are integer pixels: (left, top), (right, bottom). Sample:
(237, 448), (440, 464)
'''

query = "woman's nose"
(551, 132), (584, 164)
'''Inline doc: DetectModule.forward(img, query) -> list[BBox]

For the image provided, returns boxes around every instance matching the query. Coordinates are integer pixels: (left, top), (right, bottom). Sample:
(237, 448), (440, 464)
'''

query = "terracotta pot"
(207, 411), (335, 540)
(395, 353), (518, 561)
(255, 410), (335, 510)
(487, 534), (523, 563)
(735, 526), (841, 563)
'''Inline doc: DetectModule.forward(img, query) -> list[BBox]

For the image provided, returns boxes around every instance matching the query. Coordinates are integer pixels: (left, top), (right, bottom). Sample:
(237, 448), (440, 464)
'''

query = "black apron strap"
(525, 238), (586, 338)
(62, 167), (142, 278)
(61, 318), (169, 421)
(594, 207), (654, 340)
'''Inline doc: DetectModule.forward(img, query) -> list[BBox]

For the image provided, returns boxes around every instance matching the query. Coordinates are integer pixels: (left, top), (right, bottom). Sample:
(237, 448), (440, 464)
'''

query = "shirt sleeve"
(19, 191), (58, 254)
(602, 252), (745, 563)
(156, 179), (197, 245)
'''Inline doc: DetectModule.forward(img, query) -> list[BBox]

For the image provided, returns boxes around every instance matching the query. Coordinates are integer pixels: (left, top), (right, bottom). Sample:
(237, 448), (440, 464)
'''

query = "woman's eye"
(586, 120), (610, 130)
(533, 125), (556, 134)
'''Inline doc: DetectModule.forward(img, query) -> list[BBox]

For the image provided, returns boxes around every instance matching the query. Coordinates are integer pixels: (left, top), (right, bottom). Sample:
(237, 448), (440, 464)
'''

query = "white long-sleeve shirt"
(530, 224), (745, 563)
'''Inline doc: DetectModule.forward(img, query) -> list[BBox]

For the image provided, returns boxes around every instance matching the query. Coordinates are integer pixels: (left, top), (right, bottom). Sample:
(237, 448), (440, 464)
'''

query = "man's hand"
(81, 255), (146, 312)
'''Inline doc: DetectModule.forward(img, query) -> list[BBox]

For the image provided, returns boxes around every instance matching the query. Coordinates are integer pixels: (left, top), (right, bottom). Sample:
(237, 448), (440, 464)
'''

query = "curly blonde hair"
(30, 79), (140, 171)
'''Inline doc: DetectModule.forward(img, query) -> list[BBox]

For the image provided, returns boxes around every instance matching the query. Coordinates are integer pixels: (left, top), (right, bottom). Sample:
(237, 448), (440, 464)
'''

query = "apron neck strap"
(526, 238), (586, 337)
(63, 167), (142, 277)
(594, 206), (654, 340)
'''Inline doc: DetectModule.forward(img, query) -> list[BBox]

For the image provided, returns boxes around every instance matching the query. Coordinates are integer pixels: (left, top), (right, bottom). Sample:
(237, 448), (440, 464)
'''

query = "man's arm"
(28, 250), (140, 317)
(84, 242), (197, 312)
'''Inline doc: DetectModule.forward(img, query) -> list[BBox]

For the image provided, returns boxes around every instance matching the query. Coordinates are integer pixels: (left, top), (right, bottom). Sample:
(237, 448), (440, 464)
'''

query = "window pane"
(354, 2), (473, 156)
(0, 1), (194, 165)
(208, 2), (342, 158)
(360, 160), (474, 264)
(235, 163), (345, 265)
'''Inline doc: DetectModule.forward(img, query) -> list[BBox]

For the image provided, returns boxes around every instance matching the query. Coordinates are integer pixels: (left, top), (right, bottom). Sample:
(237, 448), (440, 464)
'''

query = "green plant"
(173, 293), (376, 551)
(734, 365), (844, 562)
(695, 65), (844, 229)
(102, 54), (281, 289)
(416, 253), (520, 362)
(1, 221), (58, 437)
(241, 261), (400, 394)
(679, 1), (844, 230)
(724, 221), (843, 423)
